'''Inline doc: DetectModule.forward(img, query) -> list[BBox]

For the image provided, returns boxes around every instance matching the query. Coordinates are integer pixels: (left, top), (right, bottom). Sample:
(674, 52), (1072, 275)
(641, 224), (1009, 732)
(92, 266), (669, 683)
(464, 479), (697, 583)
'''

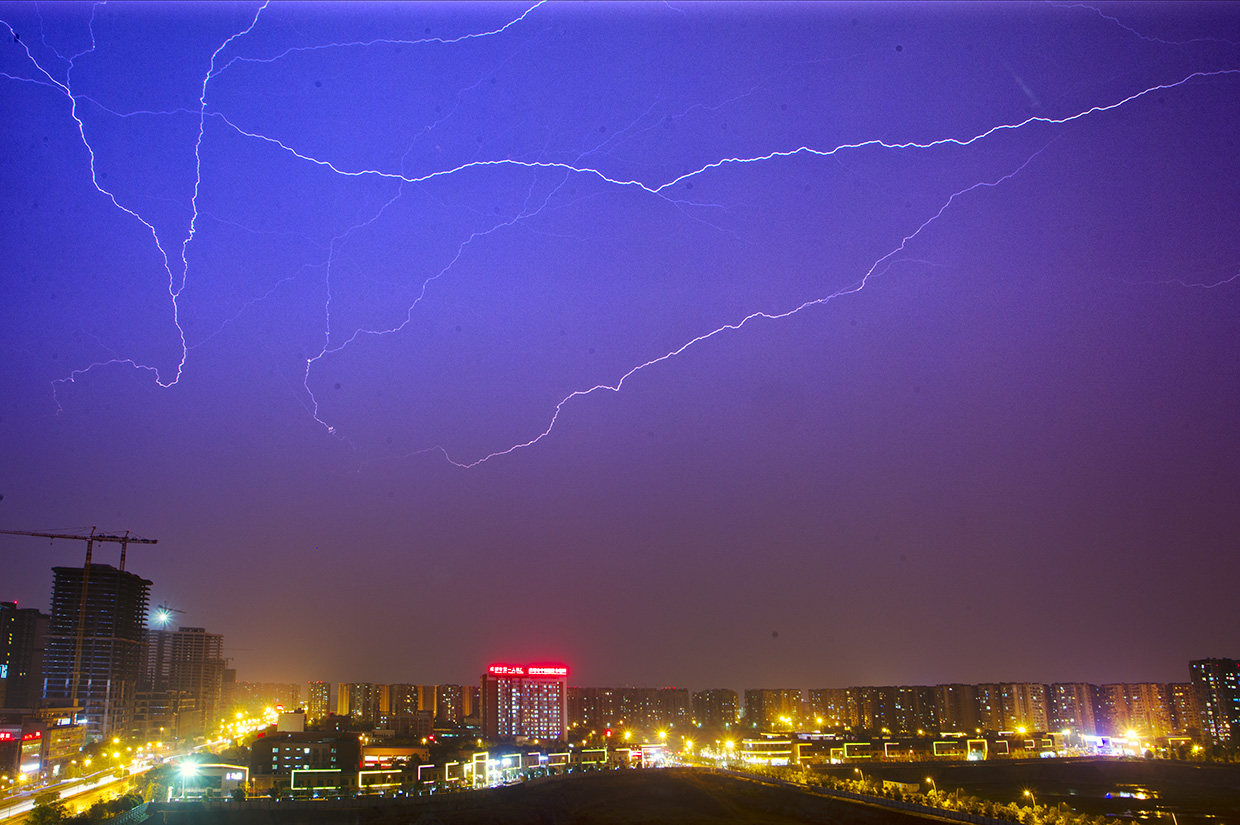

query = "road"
(0, 769), (135, 823)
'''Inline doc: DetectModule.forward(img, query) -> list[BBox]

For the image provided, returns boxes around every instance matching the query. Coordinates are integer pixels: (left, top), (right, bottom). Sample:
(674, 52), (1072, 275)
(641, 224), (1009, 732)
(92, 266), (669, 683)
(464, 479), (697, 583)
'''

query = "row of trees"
(28, 792), (143, 825)
(744, 764), (1115, 825)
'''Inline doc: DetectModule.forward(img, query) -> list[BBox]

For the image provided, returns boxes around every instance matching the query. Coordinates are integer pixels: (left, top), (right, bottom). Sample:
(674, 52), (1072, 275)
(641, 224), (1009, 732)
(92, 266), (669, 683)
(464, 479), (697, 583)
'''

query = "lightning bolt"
(1048, 2), (1240, 48)
(3, 3), (1236, 466)
(438, 148), (1052, 468)
(3, 3), (271, 408)
(265, 68), (1234, 466)
(1, 1), (546, 406)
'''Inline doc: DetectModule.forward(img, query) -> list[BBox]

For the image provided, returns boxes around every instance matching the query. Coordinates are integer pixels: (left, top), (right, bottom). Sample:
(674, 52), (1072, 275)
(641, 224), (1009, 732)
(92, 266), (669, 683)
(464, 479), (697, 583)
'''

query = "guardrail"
(714, 768), (1014, 825)
(103, 802), (149, 825)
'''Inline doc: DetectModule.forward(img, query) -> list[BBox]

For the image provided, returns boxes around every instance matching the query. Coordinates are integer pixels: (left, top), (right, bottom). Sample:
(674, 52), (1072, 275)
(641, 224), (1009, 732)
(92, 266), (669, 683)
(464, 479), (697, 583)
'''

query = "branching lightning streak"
(1124, 268), (1240, 290)
(4, 6), (270, 406)
(208, 1), (549, 82)
(182, 2), (271, 305)
(3, 15), (185, 402)
(1048, 3), (1240, 47)
(304, 171), (573, 436)
(437, 149), (1051, 468)
(253, 69), (1232, 464)
(0, 0), (547, 408)
(211, 70), (1238, 197)
(4, 2), (1236, 466)
(649, 70), (1240, 193)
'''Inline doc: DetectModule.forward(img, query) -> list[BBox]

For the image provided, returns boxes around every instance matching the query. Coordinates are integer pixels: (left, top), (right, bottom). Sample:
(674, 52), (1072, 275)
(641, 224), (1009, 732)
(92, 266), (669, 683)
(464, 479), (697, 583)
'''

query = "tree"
(133, 764), (174, 802)
(27, 800), (67, 825)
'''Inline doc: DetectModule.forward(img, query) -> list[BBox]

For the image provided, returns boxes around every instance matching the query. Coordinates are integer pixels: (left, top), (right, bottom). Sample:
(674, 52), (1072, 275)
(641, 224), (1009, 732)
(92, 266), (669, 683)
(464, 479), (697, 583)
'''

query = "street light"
(925, 777), (937, 796)
(180, 762), (198, 800)
(1023, 789), (1037, 817)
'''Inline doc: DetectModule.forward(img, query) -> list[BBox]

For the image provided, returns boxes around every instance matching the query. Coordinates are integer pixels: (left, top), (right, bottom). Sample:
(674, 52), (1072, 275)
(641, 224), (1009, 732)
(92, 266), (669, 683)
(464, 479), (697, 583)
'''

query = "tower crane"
(0, 527), (158, 709)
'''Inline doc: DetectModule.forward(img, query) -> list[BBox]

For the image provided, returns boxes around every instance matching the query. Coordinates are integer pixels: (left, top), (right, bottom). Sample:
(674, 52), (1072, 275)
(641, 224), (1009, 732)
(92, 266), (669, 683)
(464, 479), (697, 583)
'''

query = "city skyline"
(2, 2), (1239, 690)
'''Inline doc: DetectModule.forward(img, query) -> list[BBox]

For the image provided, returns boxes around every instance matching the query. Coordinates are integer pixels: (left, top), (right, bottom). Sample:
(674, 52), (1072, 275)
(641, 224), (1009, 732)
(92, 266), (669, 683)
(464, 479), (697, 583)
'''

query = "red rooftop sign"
(488, 664), (568, 677)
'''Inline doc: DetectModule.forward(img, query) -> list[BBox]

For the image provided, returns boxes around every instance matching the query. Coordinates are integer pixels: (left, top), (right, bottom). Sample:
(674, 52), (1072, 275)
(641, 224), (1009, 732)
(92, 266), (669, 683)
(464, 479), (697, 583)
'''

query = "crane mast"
(0, 527), (158, 709)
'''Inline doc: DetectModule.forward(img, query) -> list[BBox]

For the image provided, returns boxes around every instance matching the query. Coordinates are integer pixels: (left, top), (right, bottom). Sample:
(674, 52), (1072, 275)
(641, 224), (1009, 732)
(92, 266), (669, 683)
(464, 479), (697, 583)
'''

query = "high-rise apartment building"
(480, 663), (567, 741)
(1000, 683), (1049, 732)
(1049, 683), (1098, 735)
(1, 602), (48, 709)
(338, 682), (382, 724)
(146, 626), (225, 730)
(974, 684), (1004, 732)
(805, 688), (847, 729)
(435, 684), (463, 725)
(744, 689), (803, 729)
(1099, 683), (1172, 738)
(566, 687), (615, 730)
(1167, 683), (1201, 736)
(44, 565), (151, 740)
(835, 686), (934, 734)
(306, 681), (331, 721)
(891, 686), (937, 734)
(1190, 658), (1240, 744)
(657, 688), (690, 728)
(844, 686), (883, 731)
(935, 684), (980, 733)
(693, 689), (740, 728)
(383, 683), (418, 726)
(618, 687), (660, 729)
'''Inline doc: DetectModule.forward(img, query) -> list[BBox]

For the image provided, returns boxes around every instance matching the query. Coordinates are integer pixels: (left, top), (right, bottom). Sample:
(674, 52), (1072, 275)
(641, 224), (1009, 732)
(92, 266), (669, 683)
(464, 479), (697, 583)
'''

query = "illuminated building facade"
(338, 682), (382, 724)
(435, 683), (462, 725)
(935, 684), (980, 733)
(974, 684), (1003, 732)
(307, 681), (331, 721)
(830, 686), (937, 734)
(892, 685), (938, 733)
(744, 688), (803, 729)
(146, 626), (225, 729)
(44, 565), (151, 740)
(999, 683), (1048, 732)
(850, 687), (885, 731)
(693, 688), (739, 728)
(806, 688), (847, 729)
(1100, 683), (1173, 738)
(380, 683), (418, 730)
(1168, 682), (1202, 735)
(1190, 658), (1240, 744)
(1048, 683), (1099, 735)
(250, 731), (361, 776)
(480, 664), (568, 741)
(131, 689), (200, 741)
(567, 686), (615, 730)
(658, 687), (690, 727)
(1, 602), (47, 709)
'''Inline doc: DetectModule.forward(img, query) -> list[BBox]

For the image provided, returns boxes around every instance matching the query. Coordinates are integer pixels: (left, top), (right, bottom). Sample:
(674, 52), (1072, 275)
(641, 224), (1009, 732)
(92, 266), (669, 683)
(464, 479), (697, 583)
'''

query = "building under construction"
(44, 565), (151, 740)
(145, 625), (226, 734)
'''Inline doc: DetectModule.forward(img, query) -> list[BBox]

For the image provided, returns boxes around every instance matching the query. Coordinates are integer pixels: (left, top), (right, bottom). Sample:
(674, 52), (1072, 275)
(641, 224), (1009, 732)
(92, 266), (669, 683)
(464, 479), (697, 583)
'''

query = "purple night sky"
(1, 2), (1238, 693)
